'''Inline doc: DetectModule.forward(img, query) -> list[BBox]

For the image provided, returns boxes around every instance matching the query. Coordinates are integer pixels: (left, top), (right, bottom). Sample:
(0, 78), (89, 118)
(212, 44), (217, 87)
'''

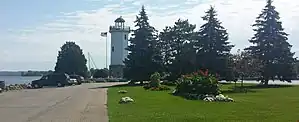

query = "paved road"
(0, 83), (124, 122)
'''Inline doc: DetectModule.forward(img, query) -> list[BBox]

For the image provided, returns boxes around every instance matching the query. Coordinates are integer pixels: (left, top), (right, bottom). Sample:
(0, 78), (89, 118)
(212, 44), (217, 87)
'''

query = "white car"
(69, 78), (78, 84)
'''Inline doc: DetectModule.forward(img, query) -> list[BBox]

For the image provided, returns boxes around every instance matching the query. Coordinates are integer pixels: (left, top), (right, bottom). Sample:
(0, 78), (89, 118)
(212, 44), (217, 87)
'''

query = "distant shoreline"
(0, 71), (52, 77)
(0, 75), (42, 76)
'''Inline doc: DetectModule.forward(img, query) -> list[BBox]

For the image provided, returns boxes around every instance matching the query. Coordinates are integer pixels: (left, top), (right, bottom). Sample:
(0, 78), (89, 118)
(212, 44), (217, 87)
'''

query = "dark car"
(31, 73), (75, 88)
(69, 75), (84, 85)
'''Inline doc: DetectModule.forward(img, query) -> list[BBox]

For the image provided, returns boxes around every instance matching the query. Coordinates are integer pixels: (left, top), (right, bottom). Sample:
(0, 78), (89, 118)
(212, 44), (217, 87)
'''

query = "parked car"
(31, 73), (76, 88)
(69, 75), (84, 85)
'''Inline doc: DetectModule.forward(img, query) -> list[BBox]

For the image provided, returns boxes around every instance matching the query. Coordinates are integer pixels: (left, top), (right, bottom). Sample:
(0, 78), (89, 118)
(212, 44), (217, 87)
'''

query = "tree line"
(124, 0), (298, 85)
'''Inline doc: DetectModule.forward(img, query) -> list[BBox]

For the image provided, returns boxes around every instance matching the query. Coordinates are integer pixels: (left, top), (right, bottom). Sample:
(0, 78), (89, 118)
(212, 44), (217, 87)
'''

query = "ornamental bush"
(174, 69), (221, 96)
(143, 72), (171, 91)
(149, 72), (161, 88)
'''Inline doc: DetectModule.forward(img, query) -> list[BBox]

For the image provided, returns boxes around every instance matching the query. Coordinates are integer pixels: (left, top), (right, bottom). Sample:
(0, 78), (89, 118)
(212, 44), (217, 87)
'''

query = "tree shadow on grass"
(221, 84), (294, 94)
(88, 83), (143, 89)
(241, 84), (294, 89)
(221, 88), (257, 94)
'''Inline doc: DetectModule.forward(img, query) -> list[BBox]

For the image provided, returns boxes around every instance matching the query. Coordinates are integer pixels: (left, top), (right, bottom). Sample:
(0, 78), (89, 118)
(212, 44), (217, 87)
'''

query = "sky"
(0, 0), (298, 71)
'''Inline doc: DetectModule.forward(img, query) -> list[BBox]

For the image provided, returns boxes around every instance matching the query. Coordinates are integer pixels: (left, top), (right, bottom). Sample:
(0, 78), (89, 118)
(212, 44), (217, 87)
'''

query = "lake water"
(0, 76), (41, 85)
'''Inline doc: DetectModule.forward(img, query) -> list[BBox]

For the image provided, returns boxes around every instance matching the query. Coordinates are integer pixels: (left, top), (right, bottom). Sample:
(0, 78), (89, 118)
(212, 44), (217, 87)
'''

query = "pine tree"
(159, 19), (197, 79)
(158, 26), (173, 73)
(196, 6), (234, 78)
(54, 41), (88, 77)
(246, 0), (296, 85)
(123, 6), (162, 82)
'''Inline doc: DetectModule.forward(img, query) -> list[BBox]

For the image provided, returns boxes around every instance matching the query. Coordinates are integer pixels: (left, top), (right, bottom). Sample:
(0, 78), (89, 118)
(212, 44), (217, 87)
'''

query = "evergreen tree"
(295, 60), (299, 77)
(93, 68), (109, 78)
(159, 19), (197, 79)
(196, 6), (234, 78)
(158, 26), (173, 72)
(246, 0), (296, 85)
(54, 41), (88, 77)
(124, 6), (163, 82)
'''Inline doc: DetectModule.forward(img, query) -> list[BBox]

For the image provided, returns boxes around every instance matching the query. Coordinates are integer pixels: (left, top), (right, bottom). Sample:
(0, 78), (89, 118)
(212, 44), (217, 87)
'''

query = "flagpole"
(106, 35), (108, 70)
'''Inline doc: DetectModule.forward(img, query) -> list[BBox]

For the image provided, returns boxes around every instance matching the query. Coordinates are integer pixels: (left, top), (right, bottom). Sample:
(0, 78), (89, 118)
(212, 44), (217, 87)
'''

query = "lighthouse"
(109, 16), (130, 78)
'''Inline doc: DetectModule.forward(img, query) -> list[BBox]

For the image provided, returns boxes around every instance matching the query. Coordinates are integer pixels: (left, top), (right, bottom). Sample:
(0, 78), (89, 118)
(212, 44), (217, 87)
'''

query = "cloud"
(1, 0), (299, 70)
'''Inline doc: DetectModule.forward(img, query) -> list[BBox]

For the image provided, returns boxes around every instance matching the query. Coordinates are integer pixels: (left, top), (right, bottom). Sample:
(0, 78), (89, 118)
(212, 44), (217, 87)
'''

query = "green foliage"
(143, 84), (171, 91)
(159, 19), (197, 79)
(149, 72), (161, 87)
(195, 6), (234, 78)
(229, 50), (263, 82)
(54, 41), (88, 77)
(124, 6), (163, 82)
(143, 72), (171, 91)
(175, 69), (220, 96)
(161, 81), (177, 86)
(245, 0), (296, 85)
(21, 70), (53, 76)
(296, 60), (299, 77)
(89, 68), (96, 77)
(93, 68), (109, 78)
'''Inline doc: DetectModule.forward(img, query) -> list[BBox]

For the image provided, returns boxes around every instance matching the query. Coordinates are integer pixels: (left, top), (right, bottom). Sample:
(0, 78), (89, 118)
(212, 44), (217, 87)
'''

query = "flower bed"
(173, 70), (234, 102)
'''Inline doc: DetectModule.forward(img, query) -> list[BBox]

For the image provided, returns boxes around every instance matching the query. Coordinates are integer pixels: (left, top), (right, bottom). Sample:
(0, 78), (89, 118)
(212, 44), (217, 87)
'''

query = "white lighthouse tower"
(109, 16), (130, 78)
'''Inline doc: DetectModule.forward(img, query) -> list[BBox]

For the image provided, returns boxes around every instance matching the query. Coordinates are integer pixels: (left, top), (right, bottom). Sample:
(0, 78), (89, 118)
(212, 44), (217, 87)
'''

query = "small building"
(109, 16), (130, 78)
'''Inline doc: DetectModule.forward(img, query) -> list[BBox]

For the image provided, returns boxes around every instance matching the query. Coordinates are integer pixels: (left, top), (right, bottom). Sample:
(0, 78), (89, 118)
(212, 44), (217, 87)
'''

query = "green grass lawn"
(107, 84), (299, 122)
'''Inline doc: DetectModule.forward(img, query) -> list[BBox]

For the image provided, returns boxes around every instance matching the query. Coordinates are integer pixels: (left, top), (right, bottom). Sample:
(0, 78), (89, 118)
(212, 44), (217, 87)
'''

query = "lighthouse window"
(124, 35), (127, 40)
(112, 46), (114, 52)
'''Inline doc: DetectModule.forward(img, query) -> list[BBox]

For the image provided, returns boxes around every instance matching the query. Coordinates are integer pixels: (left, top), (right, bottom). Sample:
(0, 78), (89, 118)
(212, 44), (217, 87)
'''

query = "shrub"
(175, 69), (221, 96)
(149, 72), (161, 88)
(93, 68), (109, 78)
(143, 84), (151, 89)
(143, 72), (171, 91)
(161, 81), (177, 86)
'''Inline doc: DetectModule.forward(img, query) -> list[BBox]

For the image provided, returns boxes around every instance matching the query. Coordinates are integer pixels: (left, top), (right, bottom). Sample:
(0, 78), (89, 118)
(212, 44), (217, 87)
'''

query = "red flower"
(204, 69), (209, 76)
(193, 72), (198, 75)
(199, 70), (205, 76)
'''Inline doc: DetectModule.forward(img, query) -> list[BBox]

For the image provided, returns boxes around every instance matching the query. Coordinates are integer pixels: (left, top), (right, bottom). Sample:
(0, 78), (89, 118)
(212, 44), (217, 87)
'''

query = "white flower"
(119, 97), (134, 104)
(203, 97), (215, 102)
(118, 90), (128, 94)
(216, 94), (226, 101)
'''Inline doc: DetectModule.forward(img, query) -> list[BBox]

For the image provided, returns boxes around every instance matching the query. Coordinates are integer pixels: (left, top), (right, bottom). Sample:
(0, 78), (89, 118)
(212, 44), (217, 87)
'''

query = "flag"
(101, 32), (108, 37)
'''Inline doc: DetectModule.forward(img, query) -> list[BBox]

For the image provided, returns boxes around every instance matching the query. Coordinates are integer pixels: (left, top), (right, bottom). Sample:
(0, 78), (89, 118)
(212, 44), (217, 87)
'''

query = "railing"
(109, 26), (130, 31)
